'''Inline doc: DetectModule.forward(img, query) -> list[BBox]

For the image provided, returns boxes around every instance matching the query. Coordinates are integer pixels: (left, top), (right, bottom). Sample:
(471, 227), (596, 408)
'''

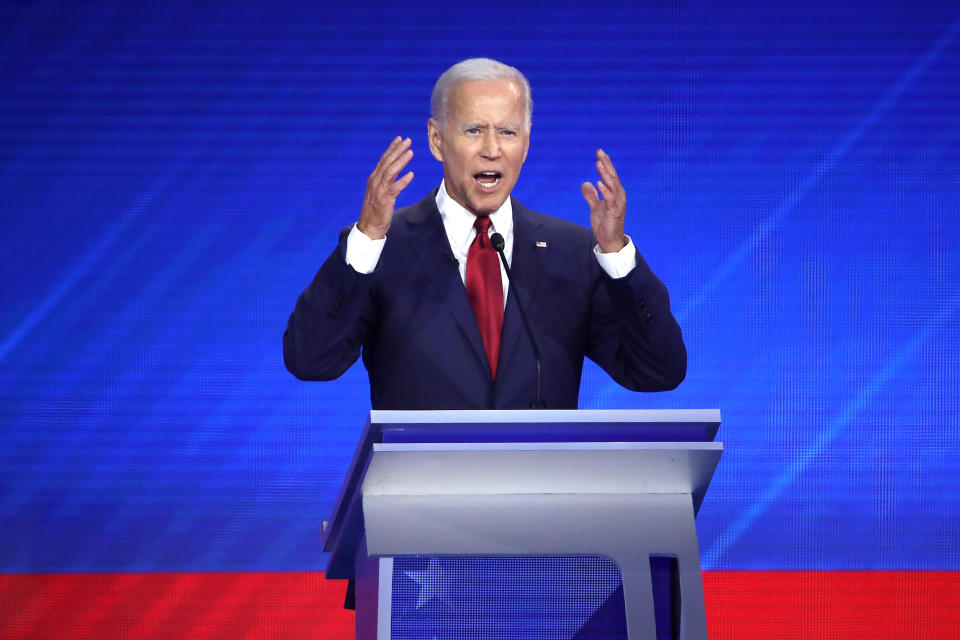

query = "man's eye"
(466, 128), (480, 135)
(501, 130), (516, 136)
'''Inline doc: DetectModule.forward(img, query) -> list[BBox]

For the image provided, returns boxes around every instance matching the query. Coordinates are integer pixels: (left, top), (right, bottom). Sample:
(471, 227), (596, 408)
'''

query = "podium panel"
(323, 410), (722, 640)
(391, 556), (627, 639)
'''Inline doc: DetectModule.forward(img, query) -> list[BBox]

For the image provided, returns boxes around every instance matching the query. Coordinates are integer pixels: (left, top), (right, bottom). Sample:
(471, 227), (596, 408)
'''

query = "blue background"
(1, 0), (958, 575)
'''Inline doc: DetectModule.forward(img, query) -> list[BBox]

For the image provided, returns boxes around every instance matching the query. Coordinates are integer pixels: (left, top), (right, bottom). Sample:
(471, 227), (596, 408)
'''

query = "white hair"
(431, 57), (533, 131)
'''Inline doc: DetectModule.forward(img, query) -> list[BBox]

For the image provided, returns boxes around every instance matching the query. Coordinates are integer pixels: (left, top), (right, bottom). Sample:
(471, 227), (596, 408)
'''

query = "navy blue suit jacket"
(283, 191), (686, 409)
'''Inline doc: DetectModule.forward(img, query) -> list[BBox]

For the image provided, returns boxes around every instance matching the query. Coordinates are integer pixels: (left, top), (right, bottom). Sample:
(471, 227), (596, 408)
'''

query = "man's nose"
(479, 131), (501, 158)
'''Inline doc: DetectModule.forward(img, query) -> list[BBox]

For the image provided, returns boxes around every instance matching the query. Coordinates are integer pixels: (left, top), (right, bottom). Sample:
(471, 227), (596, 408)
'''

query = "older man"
(284, 58), (685, 409)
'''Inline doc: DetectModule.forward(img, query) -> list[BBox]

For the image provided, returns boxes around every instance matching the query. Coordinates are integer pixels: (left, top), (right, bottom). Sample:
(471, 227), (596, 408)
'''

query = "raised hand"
(357, 137), (415, 240)
(580, 149), (627, 253)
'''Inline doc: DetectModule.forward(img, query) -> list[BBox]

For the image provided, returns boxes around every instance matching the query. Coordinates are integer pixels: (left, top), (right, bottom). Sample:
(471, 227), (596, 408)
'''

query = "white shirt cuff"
(345, 223), (386, 275)
(593, 235), (637, 279)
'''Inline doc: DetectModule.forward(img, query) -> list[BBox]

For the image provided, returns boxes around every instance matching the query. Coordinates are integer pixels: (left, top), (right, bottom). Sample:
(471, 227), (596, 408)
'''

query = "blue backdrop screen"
(1, 0), (958, 577)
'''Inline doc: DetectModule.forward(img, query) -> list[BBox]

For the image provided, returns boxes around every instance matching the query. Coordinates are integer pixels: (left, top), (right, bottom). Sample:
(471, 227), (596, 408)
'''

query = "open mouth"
(474, 171), (502, 190)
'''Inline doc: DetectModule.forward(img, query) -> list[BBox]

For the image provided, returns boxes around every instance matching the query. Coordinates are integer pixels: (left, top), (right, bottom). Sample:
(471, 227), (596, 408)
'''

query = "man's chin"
(467, 192), (509, 216)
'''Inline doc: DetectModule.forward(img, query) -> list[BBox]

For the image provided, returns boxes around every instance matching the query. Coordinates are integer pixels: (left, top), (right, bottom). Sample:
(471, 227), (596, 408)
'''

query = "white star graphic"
(404, 557), (449, 608)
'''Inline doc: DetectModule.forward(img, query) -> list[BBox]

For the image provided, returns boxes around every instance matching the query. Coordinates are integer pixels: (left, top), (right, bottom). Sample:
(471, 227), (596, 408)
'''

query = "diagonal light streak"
(704, 293), (960, 565)
(677, 17), (960, 324)
(583, 18), (960, 411)
(699, 16), (960, 566)
(0, 187), (162, 366)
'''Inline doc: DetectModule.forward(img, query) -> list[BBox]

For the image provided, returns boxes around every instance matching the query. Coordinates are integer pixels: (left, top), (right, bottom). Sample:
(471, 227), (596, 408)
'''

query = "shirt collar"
(436, 180), (513, 254)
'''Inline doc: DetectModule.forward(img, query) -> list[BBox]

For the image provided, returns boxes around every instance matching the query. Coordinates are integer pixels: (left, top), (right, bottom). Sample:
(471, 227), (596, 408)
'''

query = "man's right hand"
(356, 137), (414, 240)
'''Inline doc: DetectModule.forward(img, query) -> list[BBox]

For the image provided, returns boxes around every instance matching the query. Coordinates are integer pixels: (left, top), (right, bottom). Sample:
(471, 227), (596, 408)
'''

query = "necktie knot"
(474, 216), (492, 248)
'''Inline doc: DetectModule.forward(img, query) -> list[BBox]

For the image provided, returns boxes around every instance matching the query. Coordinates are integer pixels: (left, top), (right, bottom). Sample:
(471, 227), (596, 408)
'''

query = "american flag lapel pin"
(536, 241), (547, 248)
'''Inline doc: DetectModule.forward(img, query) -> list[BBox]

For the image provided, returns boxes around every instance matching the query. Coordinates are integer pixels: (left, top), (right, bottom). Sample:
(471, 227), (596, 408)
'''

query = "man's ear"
(427, 118), (444, 162)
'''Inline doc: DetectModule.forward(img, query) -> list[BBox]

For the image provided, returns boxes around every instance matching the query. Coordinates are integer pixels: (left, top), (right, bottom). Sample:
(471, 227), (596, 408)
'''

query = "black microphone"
(490, 232), (546, 409)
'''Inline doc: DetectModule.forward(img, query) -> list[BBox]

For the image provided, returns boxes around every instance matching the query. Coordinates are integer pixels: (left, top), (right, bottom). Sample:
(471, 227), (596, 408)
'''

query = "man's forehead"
(447, 79), (525, 117)
(451, 77), (522, 96)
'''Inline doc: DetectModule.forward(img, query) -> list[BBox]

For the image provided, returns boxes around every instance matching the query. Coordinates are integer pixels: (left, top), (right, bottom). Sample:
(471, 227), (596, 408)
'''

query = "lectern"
(322, 409), (722, 640)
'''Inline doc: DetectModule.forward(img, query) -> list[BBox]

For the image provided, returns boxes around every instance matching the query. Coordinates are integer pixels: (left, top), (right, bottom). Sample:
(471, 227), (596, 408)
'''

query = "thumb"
(581, 181), (600, 208)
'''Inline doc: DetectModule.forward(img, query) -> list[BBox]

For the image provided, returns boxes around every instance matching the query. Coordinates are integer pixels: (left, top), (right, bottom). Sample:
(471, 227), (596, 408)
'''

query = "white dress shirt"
(434, 180), (513, 303)
(344, 182), (638, 293)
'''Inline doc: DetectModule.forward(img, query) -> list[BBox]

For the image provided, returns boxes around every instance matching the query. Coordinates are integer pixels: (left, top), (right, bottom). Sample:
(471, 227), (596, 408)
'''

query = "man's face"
(428, 79), (530, 216)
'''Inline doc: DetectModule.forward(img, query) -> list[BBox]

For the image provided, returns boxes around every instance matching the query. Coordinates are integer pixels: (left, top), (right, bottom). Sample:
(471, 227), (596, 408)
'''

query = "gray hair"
(431, 58), (533, 131)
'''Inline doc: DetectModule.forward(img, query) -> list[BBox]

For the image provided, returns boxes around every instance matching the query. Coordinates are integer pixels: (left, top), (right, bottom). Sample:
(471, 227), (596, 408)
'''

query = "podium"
(322, 409), (722, 640)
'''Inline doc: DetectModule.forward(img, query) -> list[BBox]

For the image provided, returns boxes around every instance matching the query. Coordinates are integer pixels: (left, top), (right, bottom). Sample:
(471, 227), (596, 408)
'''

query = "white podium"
(322, 409), (722, 640)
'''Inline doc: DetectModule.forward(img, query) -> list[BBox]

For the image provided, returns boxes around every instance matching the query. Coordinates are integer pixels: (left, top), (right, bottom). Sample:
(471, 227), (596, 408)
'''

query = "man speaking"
(284, 58), (686, 408)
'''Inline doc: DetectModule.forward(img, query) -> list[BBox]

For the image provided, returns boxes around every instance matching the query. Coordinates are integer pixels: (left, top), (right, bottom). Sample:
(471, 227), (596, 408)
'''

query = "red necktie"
(465, 216), (504, 379)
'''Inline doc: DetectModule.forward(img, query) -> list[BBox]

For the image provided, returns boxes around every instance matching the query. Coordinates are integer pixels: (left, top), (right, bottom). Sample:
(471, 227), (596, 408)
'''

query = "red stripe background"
(1, 571), (957, 639)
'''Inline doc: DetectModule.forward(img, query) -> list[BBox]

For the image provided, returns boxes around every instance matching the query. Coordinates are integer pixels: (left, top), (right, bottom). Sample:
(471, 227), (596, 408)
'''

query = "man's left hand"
(581, 149), (628, 253)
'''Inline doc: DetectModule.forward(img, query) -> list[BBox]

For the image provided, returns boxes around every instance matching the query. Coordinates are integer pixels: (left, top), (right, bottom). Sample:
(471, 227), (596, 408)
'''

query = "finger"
(580, 181), (600, 208)
(387, 136), (412, 163)
(375, 136), (402, 168)
(596, 156), (623, 197)
(597, 149), (620, 179)
(383, 148), (414, 183)
(390, 171), (415, 195)
(369, 139), (399, 185)
(596, 179), (615, 202)
(595, 183), (624, 215)
(374, 137), (411, 177)
(385, 137), (412, 170)
(372, 146), (412, 190)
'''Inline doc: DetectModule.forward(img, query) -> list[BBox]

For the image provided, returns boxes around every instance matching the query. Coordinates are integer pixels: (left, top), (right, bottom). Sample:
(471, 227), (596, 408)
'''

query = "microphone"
(490, 232), (546, 409)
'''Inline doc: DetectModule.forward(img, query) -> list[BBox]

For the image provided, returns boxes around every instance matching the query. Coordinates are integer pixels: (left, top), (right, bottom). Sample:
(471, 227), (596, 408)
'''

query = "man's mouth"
(474, 171), (502, 190)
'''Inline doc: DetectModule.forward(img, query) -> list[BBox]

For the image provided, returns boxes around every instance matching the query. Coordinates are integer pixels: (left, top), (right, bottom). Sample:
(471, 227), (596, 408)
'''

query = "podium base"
(356, 493), (706, 640)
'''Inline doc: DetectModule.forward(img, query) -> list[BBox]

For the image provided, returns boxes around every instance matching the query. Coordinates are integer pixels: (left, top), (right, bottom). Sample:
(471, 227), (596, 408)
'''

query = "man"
(284, 58), (685, 409)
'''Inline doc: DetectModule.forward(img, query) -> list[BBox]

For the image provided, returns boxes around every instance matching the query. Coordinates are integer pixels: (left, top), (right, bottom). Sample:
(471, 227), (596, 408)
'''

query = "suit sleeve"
(585, 242), (687, 392)
(283, 225), (378, 381)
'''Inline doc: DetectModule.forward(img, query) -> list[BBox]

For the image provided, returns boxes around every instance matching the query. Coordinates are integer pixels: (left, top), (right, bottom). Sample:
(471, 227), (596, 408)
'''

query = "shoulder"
(391, 190), (441, 228)
(512, 198), (594, 247)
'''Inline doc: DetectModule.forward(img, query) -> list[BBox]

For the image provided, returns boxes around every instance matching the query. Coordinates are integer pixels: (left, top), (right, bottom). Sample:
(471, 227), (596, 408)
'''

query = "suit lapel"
(497, 199), (551, 381)
(403, 194), (493, 378)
